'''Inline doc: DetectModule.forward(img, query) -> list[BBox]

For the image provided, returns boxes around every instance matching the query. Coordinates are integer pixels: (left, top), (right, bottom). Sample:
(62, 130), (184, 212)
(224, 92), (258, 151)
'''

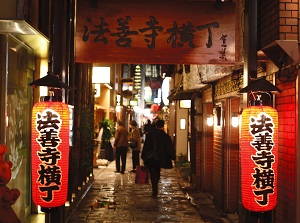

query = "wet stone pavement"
(66, 153), (237, 223)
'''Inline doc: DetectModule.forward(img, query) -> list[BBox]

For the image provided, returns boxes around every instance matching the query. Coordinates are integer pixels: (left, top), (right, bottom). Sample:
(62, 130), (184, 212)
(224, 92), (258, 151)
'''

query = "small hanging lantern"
(31, 96), (70, 209)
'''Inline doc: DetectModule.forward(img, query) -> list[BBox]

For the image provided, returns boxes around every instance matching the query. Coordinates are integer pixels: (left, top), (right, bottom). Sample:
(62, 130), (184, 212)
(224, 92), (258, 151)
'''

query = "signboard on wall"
(75, 0), (236, 65)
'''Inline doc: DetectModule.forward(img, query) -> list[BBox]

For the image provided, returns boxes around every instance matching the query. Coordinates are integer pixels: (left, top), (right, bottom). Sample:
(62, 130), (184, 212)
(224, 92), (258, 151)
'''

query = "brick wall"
(258, 0), (299, 222)
(275, 79), (297, 223)
(258, 0), (299, 49)
(258, 0), (280, 48)
(279, 0), (299, 40)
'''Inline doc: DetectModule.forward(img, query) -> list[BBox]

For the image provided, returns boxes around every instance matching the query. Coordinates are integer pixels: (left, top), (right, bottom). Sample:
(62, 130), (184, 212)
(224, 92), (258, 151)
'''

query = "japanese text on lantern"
(35, 108), (62, 202)
(249, 112), (275, 206)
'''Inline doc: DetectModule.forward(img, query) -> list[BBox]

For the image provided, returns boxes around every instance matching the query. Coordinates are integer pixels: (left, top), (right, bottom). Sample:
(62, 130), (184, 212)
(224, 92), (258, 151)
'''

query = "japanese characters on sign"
(82, 16), (222, 52)
(241, 106), (278, 212)
(250, 112), (275, 205)
(75, 0), (236, 64)
(32, 102), (69, 208)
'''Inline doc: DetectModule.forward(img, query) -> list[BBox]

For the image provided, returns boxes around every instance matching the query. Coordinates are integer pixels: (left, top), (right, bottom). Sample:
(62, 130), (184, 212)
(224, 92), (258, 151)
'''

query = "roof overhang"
(238, 76), (282, 94)
(168, 88), (204, 101)
(0, 20), (49, 58)
(168, 91), (193, 101)
(261, 40), (299, 68)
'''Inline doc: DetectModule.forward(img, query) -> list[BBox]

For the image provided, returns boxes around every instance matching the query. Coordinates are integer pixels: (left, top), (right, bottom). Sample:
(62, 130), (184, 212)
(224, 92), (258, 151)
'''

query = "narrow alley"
(64, 153), (237, 223)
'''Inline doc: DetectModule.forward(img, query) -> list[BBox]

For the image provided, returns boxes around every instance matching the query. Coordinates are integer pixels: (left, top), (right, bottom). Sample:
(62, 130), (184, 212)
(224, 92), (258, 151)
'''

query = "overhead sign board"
(75, 0), (236, 64)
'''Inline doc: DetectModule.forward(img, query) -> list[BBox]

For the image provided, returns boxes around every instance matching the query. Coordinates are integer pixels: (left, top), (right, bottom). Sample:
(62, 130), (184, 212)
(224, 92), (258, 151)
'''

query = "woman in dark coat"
(142, 119), (176, 196)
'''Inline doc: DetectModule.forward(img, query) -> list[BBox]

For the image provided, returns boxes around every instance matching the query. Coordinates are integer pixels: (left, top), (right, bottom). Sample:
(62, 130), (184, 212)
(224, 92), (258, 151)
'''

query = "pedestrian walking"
(143, 119), (152, 134)
(113, 120), (129, 174)
(141, 119), (176, 196)
(150, 116), (159, 132)
(129, 120), (141, 172)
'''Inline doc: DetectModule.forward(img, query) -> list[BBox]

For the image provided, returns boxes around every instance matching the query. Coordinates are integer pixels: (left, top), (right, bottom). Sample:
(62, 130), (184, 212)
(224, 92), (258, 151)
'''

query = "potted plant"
(175, 153), (191, 182)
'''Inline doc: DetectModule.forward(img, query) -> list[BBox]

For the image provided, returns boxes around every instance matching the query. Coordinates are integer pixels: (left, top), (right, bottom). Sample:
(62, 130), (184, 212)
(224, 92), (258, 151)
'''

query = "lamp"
(180, 118), (186, 130)
(240, 105), (278, 211)
(206, 115), (214, 127)
(129, 99), (138, 106)
(231, 113), (239, 127)
(92, 67), (111, 97)
(31, 98), (70, 209)
(28, 62), (71, 212)
(239, 77), (279, 211)
(116, 94), (121, 103)
(179, 100), (191, 108)
(92, 67), (110, 83)
(115, 94), (121, 112)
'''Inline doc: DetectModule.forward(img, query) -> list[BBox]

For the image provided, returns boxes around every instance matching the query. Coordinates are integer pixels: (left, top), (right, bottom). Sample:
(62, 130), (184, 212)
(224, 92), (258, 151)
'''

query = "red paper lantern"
(31, 101), (70, 208)
(240, 106), (278, 212)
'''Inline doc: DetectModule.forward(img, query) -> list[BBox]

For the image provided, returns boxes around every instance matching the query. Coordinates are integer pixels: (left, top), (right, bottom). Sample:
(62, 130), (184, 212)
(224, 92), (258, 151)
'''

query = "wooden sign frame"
(75, 0), (236, 65)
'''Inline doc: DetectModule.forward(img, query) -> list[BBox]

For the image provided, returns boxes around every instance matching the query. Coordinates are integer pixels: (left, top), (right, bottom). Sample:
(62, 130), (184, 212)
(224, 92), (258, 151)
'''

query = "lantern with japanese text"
(240, 106), (278, 212)
(31, 99), (70, 208)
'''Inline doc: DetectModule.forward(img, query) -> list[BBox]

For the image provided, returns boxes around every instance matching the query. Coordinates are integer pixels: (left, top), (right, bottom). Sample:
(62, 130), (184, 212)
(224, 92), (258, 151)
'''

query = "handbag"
(135, 165), (149, 184)
(128, 138), (138, 149)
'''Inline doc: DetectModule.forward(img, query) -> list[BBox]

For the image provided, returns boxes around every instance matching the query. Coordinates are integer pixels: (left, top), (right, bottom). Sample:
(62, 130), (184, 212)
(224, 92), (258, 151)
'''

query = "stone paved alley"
(65, 152), (238, 223)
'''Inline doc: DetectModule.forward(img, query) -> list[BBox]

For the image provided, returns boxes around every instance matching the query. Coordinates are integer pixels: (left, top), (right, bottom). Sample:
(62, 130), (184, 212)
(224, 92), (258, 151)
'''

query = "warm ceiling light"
(231, 113), (239, 127)
(207, 116), (214, 126)
(92, 67), (110, 83)
(179, 100), (191, 108)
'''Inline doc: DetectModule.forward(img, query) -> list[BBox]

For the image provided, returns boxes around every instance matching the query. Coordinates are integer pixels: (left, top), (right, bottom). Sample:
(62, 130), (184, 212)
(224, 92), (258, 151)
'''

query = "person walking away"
(129, 120), (141, 172)
(143, 119), (152, 135)
(113, 120), (129, 174)
(150, 116), (159, 132)
(142, 119), (176, 196)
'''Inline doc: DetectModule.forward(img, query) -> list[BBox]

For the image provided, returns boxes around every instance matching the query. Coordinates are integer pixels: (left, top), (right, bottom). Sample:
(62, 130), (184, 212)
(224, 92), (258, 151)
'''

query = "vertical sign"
(134, 65), (141, 99)
(241, 106), (278, 212)
(31, 101), (70, 208)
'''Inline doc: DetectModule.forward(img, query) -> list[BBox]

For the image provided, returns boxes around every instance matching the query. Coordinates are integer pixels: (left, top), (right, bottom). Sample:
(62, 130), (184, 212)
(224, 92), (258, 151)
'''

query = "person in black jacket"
(143, 119), (152, 135)
(141, 119), (176, 196)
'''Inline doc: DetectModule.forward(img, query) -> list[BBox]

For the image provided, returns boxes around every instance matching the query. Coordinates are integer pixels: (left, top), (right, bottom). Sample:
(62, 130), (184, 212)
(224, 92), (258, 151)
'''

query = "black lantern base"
(41, 207), (59, 213)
